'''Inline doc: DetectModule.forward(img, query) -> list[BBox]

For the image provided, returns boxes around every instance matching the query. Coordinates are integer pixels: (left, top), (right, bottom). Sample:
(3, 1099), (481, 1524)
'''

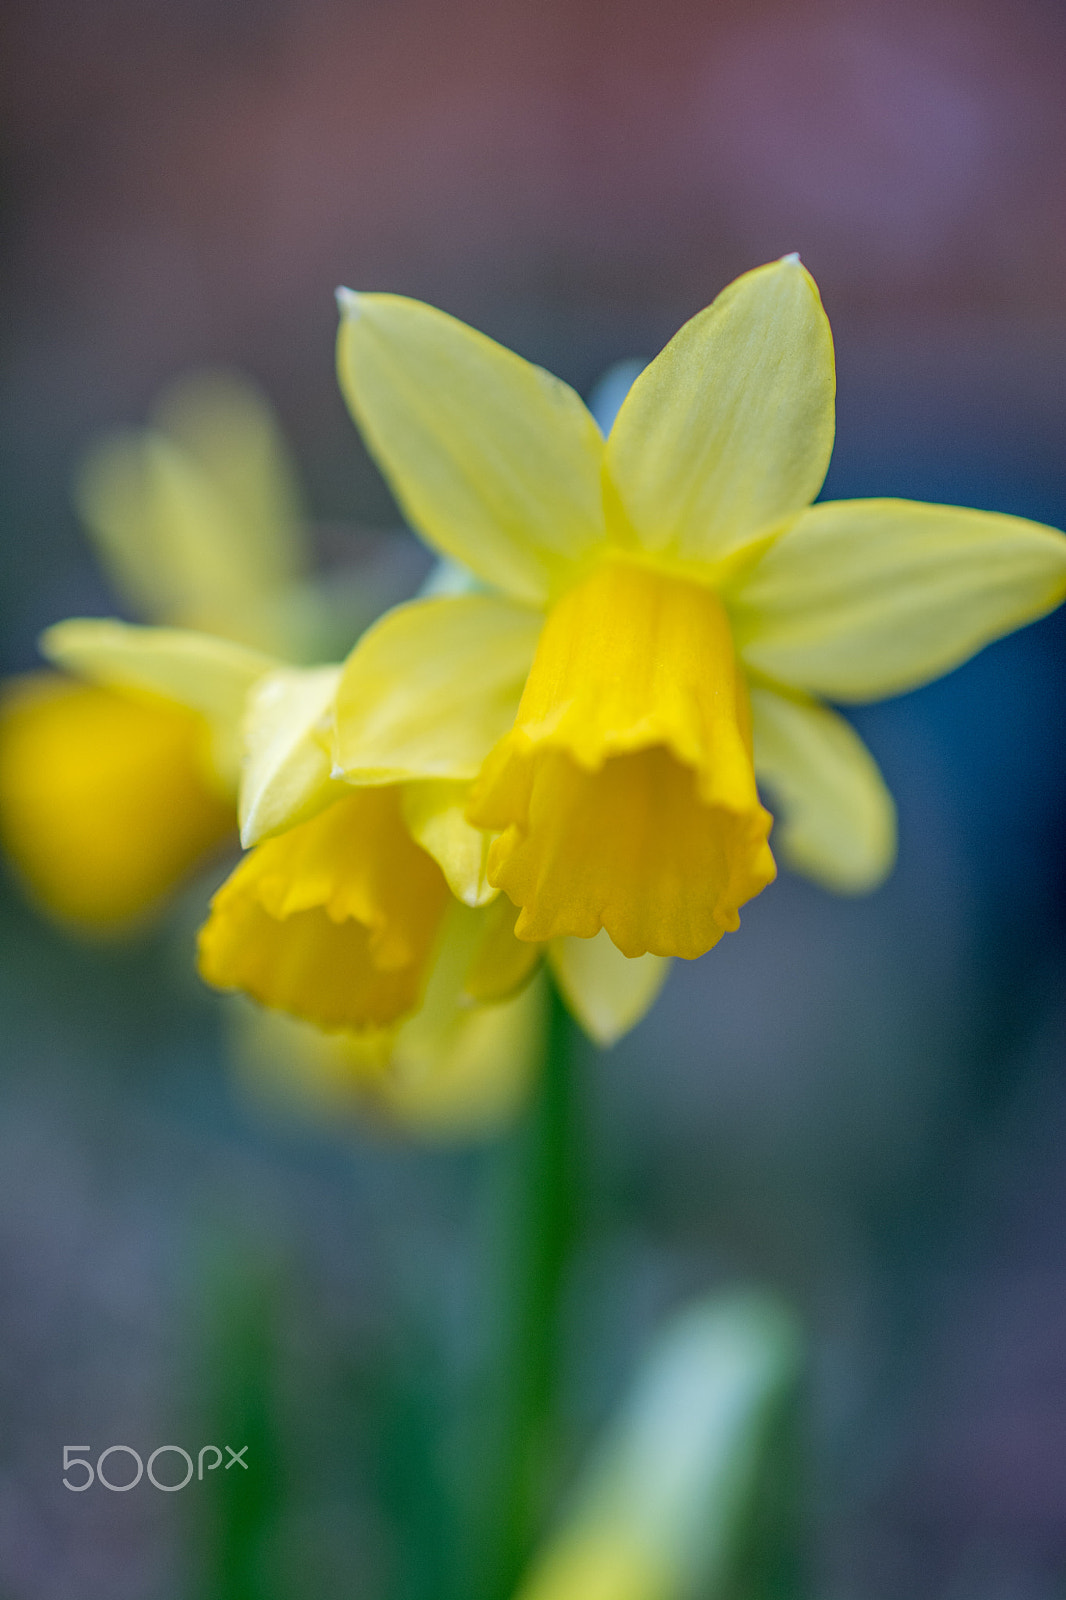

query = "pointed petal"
(549, 930), (670, 1046)
(463, 893), (542, 1003)
(336, 291), (606, 602)
(75, 434), (239, 628)
(153, 371), (306, 587)
(359, 901), (540, 1129)
(734, 499), (1066, 701)
(380, 971), (545, 1137)
(401, 779), (498, 907)
(604, 257), (835, 564)
(240, 666), (345, 846)
(74, 380), (305, 652)
(41, 619), (275, 788)
(333, 594), (540, 783)
(751, 688), (896, 893)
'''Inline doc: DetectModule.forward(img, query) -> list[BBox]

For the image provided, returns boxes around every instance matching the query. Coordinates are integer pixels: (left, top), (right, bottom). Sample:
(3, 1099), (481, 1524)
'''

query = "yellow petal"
(401, 779), (497, 907)
(379, 973), (544, 1137)
(197, 788), (449, 1030)
(228, 922), (546, 1140)
(75, 434), (239, 627)
(200, 900), (423, 1033)
(468, 561), (775, 958)
(0, 674), (233, 933)
(240, 666), (345, 846)
(333, 594), (540, 783)
(549, 931), (670, 1046)
(604, 257), (835, 565)
(336, 291), (607, 603)
(750, 687), (896, 893)
(733, 498), (1066, 701)
(463, 892), (543, 1003)
(153, 371), (306, 589)
(41, 618), (275, 789)
(74, 374), (306, 650)
(374, 903), (545, 1134)
(224, 998), (392, 1124)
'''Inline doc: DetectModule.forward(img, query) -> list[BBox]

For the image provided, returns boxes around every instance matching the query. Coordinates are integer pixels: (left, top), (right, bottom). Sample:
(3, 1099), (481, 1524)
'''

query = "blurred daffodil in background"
(334, 254), (1066, 968)
(229, 948), (546, 1140)
(0, 373), (550, 1137)
(8, 612), (551, 1136)
(0, 375), (310, 936)
(74, 371), (311, 654)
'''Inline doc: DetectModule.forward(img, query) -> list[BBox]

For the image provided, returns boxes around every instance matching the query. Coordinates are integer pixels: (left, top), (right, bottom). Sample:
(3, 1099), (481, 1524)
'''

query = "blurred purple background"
(2, 2), (1066, 1597)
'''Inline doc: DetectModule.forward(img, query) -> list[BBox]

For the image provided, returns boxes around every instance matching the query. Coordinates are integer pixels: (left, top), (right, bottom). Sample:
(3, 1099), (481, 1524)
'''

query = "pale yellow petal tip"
(37, 616), (110, 666)
(335, 286), (362, 319)
(460, 883), (499, 909)
(779, 251), (802, 265)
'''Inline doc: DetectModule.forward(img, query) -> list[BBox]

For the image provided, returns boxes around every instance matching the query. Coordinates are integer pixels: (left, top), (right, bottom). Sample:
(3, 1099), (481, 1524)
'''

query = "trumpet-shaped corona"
(469, 561), (775, 956)
(198, 787), (451, 1031)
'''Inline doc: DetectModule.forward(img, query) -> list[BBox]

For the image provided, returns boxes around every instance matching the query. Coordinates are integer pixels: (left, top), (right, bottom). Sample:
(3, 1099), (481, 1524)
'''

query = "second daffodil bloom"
(197, 641), (668, 1048)
(0, 374), (312, 934)
(334, 256), (1066, 960)
(0, 621), (272, 933)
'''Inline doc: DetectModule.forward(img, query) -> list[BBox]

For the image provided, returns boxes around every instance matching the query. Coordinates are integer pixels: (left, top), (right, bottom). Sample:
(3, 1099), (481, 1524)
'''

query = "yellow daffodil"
(11, 612), (544, 1128)
(0, 671), (234, 932)
(199, 689), (561, 1124)
(0, 620), (272, 934)
(0, 375), (312, 933)
(198, 785), (453, 1030)
(198, 605), (670, 1045)
(334, 256), (1066, 962)
(201, 810), (666, 1046)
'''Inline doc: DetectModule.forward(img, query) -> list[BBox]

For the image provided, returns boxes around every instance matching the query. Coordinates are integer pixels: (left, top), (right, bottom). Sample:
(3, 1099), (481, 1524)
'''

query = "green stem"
(193, 1243), (287, 1600)
(478, 980), (577, 1600)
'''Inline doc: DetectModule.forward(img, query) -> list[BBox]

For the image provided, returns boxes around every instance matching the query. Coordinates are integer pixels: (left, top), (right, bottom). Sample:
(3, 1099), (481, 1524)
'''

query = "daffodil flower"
(0, 375), (312, 933)
(197, 646), (667, 1046)
(0, 621), (271, 933)
(11, 611), (549, 1127)
(333, 256), (1066, 962)
(39, 610), (573, 1063)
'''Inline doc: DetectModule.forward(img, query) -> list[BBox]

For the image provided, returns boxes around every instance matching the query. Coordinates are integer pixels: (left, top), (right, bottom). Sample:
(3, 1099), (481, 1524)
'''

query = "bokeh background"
(3, 1), (1066, 1595)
